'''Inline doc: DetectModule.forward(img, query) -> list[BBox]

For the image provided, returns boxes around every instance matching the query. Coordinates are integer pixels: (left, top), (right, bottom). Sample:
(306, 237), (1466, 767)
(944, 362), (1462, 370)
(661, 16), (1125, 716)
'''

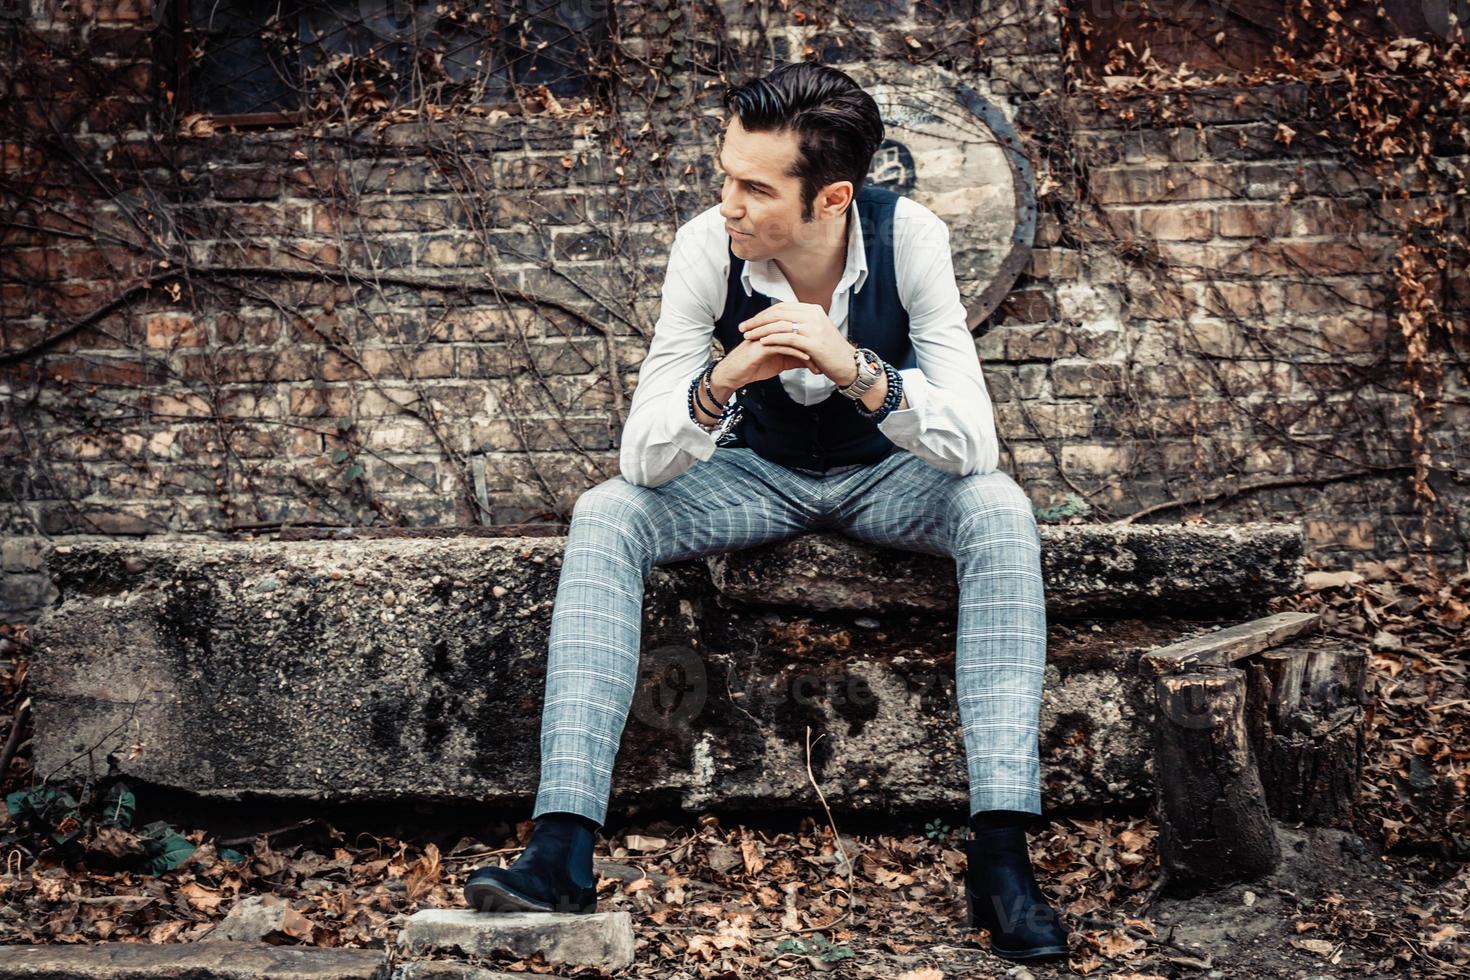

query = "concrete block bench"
(30, 522), (1308, 818)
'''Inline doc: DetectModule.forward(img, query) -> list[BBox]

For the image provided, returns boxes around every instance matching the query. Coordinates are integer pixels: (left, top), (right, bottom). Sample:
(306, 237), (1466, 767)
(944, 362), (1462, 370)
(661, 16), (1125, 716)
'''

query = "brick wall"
(1, 0), (1466, 620)
(1006, 81), (1467, 564)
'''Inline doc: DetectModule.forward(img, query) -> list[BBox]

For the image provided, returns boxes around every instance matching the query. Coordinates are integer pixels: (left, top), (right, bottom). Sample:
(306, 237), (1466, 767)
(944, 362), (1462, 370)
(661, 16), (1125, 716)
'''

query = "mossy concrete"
(30, 523), (1301, 816)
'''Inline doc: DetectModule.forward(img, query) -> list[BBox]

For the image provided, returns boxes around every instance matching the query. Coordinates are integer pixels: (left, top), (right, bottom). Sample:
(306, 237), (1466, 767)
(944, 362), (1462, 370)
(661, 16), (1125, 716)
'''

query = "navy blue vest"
(713, 183), (917, 472)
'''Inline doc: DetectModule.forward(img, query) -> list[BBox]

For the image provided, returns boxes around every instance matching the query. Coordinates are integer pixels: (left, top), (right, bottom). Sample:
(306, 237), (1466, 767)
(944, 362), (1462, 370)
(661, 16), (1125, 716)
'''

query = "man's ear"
(818, 179), (854, 219)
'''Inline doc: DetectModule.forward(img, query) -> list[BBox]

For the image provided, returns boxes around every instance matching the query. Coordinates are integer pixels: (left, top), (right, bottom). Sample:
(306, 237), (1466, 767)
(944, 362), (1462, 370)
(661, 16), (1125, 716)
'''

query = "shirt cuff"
(876, 367), (927, 432)
(666, 372), (722, 461)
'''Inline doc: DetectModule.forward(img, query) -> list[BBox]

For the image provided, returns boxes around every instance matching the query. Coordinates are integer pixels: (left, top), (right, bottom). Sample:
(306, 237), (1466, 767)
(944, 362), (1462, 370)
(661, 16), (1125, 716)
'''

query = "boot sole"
(986, 942), (1071, 961)
(464, 877), (596, 915)
(966, 891), (1069, 961)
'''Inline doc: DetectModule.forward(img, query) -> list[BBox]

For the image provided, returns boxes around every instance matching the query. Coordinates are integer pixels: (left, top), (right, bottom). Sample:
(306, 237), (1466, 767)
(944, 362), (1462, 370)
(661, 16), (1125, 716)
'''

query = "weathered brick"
(986, 323), (1078, 360)
(288, 385), (356, 419)
(60, 246), (154, 281)
(217, 387), (280, 417)
(1, 248), (64, 280)
(1026, 249), (1081, 279)
(1, 536), (45, 573)
(481, 229), (548, 265)
(1306, 519), (1376, 551)
(1060, 443), (1135, 477)
(224, 423), (297, 458)
(178, 348), (322, 383)
(1155, 240), (1389, 277)
(1127, 282), (1189, 320)
(419, 237), (487, 267)
(1034, 212), (1062, 246)
(1075, 207), (1137, 239)
(50, 282), (113, 315)
(1318, 314), (1390, 353)
(144, 314), (206, 349)
(1088, 162), (1238, 204)
(440, 305), (541, 343)
(214, 312), (282, 346)
(284, 164), (353, 196)
(333, 197), (466, 234)
(212, 168), (281, 201)
(473, 416), (617, 452)
(78, 0), (151, 21)
(495, 153), (573, 190)
(1281, 280), (1377, 314)
(553, 230), (616, 262)
(524, 191), (590, 226)
(996, 401), (1095, 439)
(978, 364), (1017, 400)
(273, 240), (342, 272)
(0, 574), (52, 614)
(359, 346), (456, 379)
(1051, 360), (1124, 397)
(997, 289), (1054, 323)
(1218, 200), (1372, 238)
(351, 158), (439, 195)
(1185, 281), (1286, 318)
(1136, 205), (1214, 241)
(147, 389), (214, 418)
(839, 0), (910, 21)
(41, 355), (168, 387)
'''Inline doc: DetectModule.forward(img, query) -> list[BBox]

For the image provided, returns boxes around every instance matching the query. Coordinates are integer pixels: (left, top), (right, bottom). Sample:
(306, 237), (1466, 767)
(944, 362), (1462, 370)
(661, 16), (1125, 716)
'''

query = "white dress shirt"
(618, 194), (1001, 488)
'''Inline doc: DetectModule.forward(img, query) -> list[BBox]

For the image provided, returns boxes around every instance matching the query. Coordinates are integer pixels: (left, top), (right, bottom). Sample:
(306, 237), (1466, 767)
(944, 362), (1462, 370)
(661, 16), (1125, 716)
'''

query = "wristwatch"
(837, 346), (883, 400)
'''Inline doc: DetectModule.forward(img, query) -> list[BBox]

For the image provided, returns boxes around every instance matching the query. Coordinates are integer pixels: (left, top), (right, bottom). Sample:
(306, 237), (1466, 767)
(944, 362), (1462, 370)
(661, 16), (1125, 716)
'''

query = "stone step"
(0, 941), (386, 979)
(41, 521), (1302, 617)
(399, 909), (635, 973)
(709, 521), (1302, 615)
(27, 524), (1302, 815)
(395, 965), (525, 980)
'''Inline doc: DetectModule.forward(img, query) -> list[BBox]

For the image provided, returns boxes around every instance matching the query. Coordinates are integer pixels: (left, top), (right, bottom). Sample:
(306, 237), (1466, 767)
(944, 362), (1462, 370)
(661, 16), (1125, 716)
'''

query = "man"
(464, 62), (1069, 962)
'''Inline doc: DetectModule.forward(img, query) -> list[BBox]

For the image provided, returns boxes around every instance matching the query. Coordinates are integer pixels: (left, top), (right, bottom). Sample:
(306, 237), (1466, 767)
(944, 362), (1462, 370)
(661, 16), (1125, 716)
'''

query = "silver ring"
(790, 323), (800, 334)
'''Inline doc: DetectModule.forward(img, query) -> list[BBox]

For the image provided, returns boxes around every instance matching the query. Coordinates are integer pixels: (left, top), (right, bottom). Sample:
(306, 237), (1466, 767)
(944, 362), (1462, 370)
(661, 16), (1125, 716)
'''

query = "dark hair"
(721, 62), (885, 220)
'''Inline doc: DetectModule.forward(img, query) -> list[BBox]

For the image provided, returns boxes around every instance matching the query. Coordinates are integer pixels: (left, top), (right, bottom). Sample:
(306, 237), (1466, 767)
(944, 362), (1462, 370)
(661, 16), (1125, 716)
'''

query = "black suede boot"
(964, 811), (1069, 961)
(464, 812), (599, 914)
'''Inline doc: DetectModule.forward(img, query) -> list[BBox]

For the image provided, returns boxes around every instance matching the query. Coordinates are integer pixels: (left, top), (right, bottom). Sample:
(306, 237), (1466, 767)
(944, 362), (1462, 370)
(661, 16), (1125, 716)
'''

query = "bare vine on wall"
(1050, 0), (1468, 576)
(1, 0), (1466, 571)
(0, 0), (1067, 535)
(0, 0), (744, 531)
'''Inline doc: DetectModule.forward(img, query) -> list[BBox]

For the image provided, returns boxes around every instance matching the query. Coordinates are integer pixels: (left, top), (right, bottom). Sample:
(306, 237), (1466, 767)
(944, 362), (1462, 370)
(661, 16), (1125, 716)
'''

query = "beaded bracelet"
(691, 366), (723, 418)
(853, 361), (904, 424)
(702, 367), (727, 419)
(687, 361), (736, 433)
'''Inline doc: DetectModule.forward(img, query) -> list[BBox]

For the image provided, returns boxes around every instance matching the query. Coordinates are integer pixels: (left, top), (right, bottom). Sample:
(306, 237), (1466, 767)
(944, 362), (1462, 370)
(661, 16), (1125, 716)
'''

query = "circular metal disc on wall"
(849, 63), (1038, 334)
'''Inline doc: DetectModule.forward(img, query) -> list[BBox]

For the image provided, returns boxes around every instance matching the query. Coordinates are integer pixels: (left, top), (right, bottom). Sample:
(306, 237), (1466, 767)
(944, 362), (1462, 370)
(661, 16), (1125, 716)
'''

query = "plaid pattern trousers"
(531, 446), (1047, 827)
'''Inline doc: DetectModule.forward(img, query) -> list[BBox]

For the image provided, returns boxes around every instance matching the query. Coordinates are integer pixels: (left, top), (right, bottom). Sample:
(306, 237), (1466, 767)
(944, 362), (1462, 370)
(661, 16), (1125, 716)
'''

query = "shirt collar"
(740, 205), (868, 299)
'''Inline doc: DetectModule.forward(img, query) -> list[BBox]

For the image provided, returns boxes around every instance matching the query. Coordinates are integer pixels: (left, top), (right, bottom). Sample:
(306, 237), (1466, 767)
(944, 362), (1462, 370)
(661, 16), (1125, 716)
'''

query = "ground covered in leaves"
(0, 553), (1464, 977)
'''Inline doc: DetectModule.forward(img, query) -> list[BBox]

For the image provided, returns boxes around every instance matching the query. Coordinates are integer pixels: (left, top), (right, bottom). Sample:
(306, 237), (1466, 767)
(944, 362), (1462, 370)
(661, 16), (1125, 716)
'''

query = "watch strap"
(838, 347), (883, 399)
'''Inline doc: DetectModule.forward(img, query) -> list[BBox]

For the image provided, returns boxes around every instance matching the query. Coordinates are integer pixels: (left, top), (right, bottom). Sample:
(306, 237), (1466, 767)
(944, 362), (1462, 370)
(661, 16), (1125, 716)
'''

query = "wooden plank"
(1139, 610), (1320, 677)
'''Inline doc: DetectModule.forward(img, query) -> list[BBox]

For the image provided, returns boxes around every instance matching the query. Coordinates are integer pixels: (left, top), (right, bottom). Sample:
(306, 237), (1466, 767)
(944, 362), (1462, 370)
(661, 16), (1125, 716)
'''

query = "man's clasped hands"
(718, 301), (861, 392)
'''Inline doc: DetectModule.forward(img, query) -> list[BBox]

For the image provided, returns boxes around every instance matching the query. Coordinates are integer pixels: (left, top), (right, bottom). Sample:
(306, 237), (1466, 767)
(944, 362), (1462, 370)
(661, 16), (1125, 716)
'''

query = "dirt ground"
(550, 808), (1465, 980)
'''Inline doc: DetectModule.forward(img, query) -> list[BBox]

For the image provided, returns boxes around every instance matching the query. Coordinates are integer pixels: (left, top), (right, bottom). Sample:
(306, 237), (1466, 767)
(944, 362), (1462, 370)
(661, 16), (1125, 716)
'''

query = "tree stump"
(1245, 643), (1368, 826)
(1153, 666), (1282, 886)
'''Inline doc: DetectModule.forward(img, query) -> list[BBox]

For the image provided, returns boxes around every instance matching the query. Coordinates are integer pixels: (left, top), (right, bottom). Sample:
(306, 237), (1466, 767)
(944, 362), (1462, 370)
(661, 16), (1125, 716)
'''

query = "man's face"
(716, 117), (849, 260)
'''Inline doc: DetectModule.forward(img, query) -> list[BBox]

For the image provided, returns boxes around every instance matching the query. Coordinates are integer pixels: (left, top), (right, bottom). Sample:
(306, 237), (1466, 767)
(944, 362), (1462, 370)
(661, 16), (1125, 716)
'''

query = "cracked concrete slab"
(28, 524), (1300, 816)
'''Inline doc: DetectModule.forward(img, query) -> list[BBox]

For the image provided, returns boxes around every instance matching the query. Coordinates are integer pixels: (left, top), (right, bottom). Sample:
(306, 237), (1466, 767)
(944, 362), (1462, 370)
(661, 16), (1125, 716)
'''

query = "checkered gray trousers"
(530, 447), (1047, 827)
